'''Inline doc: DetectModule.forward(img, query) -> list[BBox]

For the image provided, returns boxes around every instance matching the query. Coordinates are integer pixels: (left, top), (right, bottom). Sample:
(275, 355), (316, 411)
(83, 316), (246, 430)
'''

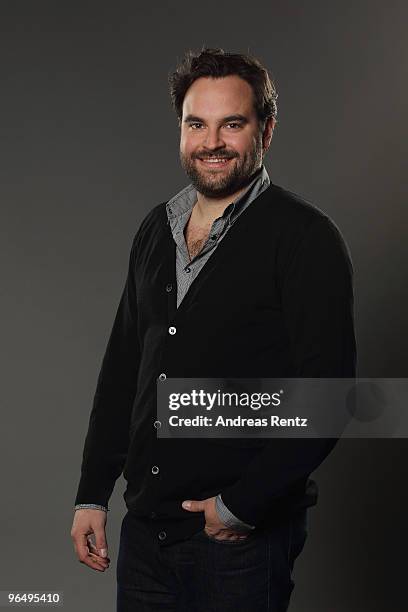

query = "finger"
(182, 500), (204, 512)
(87, 537), (111, 564)
(88, 551), (110, 570)
(82, 540), (109, 570)
(74, 534), (108, 571)
(224, 533), (244, 540)
(74, 533), (92, 563)
(93, 527), (109, 559)
(81, 554), (108, 571)
(205, 528), (248, 541)
(232, 532), (249, 540)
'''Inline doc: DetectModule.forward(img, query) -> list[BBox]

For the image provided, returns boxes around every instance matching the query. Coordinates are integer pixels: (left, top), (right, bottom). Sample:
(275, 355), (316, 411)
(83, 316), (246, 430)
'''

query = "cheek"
(179, 134), (187, 151)
(180, 134), (198, 155)
(227, 134), (253, 153)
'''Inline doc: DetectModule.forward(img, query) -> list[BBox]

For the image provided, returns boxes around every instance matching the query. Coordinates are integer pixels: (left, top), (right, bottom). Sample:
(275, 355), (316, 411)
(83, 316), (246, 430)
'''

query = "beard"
(179, 137), (264, 199)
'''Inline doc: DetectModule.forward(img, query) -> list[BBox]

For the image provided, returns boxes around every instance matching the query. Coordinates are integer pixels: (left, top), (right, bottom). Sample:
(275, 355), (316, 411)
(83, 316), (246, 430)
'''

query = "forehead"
(182, 75), (256, 119)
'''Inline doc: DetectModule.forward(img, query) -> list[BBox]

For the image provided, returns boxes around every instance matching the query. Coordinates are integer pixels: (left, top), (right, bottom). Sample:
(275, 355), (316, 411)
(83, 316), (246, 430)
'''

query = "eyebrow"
(183, 114), (249, 124)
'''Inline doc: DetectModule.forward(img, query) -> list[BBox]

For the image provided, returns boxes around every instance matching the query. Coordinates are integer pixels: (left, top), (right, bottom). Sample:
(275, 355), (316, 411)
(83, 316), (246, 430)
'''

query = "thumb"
(182, 499), (205, 512)
(94, 526), (109, 557)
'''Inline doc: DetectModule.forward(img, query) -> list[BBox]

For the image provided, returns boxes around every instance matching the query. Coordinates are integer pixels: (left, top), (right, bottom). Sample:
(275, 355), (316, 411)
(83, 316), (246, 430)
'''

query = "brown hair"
(168, 46), (278, 131)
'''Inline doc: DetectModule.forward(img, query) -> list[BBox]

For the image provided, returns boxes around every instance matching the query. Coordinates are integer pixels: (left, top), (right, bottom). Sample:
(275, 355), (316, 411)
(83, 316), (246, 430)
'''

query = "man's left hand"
(182, 496), (248, 541)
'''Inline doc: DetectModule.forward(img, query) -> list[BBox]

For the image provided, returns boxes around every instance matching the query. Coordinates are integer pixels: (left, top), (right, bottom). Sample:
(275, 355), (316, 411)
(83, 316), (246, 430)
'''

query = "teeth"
(201, 158), (229, 163)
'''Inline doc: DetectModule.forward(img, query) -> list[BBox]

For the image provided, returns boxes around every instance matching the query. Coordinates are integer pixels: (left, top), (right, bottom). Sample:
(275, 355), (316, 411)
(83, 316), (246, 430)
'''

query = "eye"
(225, 122), (241, 129)
(190, 123), (204, 129)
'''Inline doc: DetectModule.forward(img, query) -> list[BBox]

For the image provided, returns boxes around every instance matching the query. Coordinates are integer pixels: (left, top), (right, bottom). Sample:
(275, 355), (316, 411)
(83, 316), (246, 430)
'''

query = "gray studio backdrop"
(1, 1), (407, 611)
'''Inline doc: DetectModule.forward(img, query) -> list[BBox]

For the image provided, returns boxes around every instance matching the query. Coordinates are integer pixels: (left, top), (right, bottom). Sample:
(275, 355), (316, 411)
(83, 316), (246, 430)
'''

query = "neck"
(194, 185), (246, 224)
(194, 166), (262, 225)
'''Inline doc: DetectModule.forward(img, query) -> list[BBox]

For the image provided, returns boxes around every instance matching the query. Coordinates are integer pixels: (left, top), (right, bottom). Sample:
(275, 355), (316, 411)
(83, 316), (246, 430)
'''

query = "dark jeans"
(117, 509), (308, 612)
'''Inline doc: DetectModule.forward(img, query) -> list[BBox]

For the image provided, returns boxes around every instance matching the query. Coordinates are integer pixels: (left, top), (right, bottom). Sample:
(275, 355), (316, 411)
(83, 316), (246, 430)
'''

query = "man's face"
(179, 75), (271, 198)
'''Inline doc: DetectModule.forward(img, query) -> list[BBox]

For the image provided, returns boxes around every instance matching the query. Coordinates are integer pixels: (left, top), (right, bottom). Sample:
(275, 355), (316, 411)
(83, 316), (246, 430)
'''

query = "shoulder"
(261, 183), (353, 275)
(130, 201), (168, 249)
(138, 201), (168, 234)
(263, 182), (329, 228)
(265, 182), (347, 244)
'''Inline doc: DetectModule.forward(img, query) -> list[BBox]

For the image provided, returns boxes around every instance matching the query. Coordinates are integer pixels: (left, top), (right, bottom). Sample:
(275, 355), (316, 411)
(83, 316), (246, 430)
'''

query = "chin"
(197, 183), (238, 199)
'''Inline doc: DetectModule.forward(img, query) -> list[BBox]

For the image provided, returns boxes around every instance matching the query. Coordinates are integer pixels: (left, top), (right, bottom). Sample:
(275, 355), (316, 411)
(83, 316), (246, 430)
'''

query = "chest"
(184, 216), (213, 261)
(134, 201), (283, 329)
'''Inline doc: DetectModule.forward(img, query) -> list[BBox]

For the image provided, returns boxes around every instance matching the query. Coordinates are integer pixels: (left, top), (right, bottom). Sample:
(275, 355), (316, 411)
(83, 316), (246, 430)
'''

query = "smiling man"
(71, 47), (356, 611)
(178, 74), (269, 265)
(180, 75), (265, 197)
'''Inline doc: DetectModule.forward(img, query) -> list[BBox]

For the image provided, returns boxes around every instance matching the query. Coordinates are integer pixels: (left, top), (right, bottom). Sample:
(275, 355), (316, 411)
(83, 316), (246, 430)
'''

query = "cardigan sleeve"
(220, 215), (357, 526)
(74, 232), (141, 509)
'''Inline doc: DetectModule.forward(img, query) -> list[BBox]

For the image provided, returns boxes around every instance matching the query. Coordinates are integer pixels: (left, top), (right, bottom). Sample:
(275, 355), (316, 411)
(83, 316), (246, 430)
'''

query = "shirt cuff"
(215, 494), (256, 534)
(74, 503), (108, 512)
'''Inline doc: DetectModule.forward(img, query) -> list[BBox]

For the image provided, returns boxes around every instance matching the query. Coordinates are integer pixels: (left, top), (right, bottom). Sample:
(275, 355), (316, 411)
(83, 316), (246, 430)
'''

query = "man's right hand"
(70, 509), (110, 572)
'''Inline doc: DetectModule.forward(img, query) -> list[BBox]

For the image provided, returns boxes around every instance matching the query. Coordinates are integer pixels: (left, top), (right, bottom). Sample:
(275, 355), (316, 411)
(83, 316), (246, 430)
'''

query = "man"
(71, 47), (356, 611)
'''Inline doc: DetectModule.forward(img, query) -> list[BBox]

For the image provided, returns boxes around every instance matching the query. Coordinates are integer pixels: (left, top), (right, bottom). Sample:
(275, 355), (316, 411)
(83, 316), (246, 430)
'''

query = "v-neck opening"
(164, 182), (276, 319)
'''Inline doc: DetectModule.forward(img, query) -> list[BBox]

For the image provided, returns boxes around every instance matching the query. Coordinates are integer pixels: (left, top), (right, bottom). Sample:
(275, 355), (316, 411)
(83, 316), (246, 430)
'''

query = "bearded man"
(71, 47), (356, 612)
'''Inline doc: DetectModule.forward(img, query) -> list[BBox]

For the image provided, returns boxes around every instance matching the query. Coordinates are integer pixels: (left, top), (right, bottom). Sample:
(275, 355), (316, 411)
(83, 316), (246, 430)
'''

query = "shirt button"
(152, 465), (160, 474)
(154, 420), (162, 429)
(166, 283), (173, 292)
(185, 267), (191, 273)
(158, 373), (167, 381)
(210, 235), (217, 240)
(168, 326), (177, 335)
(158, 531), (167, 540)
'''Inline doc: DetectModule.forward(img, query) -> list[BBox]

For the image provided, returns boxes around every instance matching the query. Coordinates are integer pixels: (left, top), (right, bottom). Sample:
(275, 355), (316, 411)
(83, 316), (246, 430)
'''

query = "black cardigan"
(74, 181), (357, 545)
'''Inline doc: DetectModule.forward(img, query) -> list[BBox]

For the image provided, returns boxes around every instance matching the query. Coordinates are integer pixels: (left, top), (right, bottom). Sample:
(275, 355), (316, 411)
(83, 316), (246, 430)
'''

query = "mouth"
(196, 157), (235, 168)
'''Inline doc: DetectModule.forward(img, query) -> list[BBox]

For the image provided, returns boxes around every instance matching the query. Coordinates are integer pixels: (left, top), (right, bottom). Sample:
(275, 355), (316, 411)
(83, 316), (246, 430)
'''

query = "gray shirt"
(167, 165), (270, 310)
(75, 164), (270, 534)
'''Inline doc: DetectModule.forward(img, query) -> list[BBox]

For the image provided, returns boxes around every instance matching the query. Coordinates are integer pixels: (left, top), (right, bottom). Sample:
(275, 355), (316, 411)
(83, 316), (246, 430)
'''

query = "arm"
(74, 232), (141, 509)
(220, 215), (357, 526)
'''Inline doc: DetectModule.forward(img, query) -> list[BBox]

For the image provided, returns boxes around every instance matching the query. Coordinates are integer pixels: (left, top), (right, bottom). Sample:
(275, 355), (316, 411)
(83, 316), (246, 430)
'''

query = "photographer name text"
(168, 415), (308, 428)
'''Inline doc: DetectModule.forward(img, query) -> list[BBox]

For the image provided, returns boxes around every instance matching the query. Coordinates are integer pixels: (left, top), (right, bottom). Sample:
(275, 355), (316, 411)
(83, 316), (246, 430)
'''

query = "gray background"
(1, 1), (407, 610)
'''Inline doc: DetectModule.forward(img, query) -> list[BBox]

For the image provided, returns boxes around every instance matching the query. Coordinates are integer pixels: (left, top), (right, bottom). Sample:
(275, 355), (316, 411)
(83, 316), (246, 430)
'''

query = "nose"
(202, 126), (225, 151)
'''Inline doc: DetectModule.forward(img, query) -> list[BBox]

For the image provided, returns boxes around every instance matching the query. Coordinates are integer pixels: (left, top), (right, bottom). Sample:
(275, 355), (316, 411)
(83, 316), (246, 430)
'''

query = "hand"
(70, 509), (110, 572)
(182, 496), (249, 541)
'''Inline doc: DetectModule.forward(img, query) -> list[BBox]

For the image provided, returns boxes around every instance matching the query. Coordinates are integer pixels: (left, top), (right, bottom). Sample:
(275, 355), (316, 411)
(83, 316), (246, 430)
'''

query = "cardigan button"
(154, 420), (162, 429)
(168, 326), (177, 335)
(151, 466), (160, 475)
(158, 373), (167, 381)
(166, 283), (173, 292)
(158, 531), (167, 541)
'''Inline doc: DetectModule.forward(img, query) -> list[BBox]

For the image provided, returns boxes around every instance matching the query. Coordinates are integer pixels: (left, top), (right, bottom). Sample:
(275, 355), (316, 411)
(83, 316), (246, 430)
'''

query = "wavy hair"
(168, 46), (278, 131)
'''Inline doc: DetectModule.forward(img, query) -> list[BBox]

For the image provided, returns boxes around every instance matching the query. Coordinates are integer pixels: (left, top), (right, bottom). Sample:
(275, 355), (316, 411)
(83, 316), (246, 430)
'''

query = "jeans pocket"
(200, 528), (253, 544)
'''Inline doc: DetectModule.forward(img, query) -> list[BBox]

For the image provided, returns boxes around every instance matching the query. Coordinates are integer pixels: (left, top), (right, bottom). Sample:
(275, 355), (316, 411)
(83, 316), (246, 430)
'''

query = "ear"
(262, 117), (276, 153)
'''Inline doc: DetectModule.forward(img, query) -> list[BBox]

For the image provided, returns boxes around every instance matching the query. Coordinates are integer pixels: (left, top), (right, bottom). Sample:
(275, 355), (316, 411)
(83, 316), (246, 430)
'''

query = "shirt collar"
(166, 164), (270, 225)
